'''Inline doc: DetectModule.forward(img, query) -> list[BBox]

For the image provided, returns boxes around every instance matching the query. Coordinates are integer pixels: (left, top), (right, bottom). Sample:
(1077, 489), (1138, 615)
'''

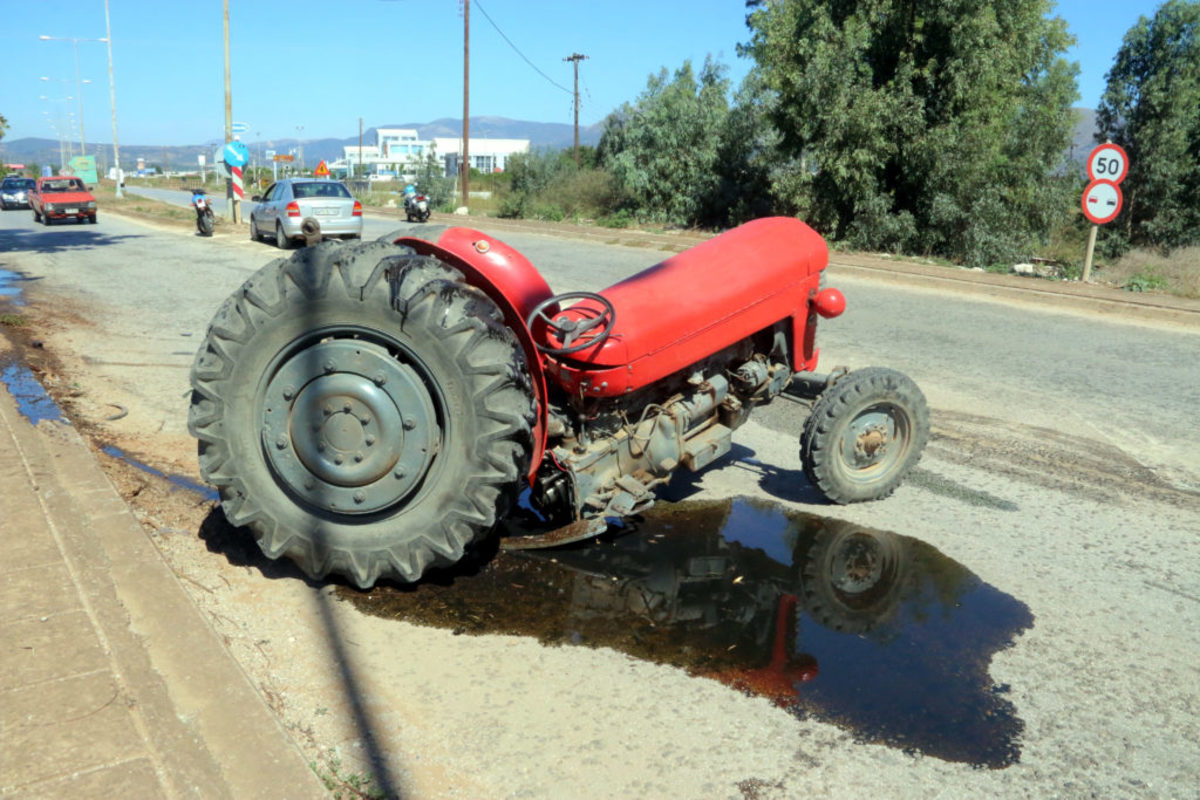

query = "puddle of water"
(0, 268), (28, 306)
(100, 445), (219, 502)
(344, 497), (1033, 769)
(0, 362), (65, 425)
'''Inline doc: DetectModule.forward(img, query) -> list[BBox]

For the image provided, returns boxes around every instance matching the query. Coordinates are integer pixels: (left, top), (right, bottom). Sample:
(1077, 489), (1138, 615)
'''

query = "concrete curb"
(0, 381), (329, 799)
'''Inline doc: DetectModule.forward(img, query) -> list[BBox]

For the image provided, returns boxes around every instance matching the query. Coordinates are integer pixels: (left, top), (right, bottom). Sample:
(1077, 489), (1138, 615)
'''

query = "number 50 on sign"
(1087, 143), (1128, 184)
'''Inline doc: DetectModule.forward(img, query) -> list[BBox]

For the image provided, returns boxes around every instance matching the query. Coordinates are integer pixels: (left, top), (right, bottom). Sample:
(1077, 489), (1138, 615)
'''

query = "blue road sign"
(223, 140), (250, 168)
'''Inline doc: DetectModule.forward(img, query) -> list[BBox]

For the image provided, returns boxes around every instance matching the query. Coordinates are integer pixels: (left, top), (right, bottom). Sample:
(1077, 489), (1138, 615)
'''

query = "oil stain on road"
(344, 497), (1034, 768)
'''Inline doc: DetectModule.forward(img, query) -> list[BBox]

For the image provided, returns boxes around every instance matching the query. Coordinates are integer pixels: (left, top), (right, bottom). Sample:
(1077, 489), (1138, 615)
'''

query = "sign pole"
(1082, 225), (1099, 283)
(1080, 143), (1130, 282)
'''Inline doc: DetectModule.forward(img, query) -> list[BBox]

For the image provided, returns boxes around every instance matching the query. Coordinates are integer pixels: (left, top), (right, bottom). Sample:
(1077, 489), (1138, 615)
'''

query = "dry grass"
(1093, 246), (1200, 298)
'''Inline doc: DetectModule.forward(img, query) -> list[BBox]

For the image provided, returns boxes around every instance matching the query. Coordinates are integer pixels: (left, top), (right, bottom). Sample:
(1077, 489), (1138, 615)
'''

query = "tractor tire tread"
(189, 240), (534, 587)
(800, 367), (929, 504)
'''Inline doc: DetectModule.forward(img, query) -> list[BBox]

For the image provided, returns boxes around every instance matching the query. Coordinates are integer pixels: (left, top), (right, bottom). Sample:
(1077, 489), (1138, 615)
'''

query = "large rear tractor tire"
(188, 240), (536, 587)
(800, 367), (929, 504)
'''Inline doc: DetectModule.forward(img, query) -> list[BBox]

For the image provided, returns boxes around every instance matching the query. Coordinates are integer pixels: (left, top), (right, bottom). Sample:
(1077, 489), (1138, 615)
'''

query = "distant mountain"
(2, 111), (1094, 174)
(0, 116), (604, 172)
(1068, 107), (1101, 164)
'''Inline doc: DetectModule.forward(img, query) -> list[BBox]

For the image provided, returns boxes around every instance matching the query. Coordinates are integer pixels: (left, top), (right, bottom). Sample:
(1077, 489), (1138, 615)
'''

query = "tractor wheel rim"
(261, 338), (438, 514)
(836, 403), (909, 483)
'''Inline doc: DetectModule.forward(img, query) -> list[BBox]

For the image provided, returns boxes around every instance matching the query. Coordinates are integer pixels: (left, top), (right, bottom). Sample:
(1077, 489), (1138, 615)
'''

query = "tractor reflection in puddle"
(346, 497), (1032, 768)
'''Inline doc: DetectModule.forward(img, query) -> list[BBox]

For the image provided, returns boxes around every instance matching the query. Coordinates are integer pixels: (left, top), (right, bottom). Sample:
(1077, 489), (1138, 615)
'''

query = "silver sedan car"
(249, 178), (363, 248)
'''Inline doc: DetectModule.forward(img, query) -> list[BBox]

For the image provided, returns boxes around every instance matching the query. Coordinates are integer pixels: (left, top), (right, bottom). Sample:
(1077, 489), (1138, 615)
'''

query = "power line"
(472, 0), (573, 95)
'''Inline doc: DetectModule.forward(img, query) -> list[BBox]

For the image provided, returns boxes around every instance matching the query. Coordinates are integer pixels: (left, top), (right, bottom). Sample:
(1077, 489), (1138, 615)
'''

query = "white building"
(330, 128), (529, 180)
(433, 137), (530, 176)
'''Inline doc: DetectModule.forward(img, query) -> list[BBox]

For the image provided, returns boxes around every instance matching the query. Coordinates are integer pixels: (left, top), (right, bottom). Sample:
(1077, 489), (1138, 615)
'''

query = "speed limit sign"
(1087, 143), (1129, 184)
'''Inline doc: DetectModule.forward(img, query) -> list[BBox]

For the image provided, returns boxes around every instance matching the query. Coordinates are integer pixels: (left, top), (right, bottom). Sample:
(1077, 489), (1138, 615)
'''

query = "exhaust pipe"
(300, 217), (322, 247)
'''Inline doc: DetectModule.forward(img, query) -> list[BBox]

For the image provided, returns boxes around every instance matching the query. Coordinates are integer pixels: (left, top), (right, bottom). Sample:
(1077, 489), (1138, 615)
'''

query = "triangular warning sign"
(314, 160), (330, 177)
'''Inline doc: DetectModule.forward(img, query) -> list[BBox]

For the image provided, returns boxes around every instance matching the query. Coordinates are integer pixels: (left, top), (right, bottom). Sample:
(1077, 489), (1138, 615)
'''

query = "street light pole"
(40, 33), (110, 178)
(103, 0), (122, 197)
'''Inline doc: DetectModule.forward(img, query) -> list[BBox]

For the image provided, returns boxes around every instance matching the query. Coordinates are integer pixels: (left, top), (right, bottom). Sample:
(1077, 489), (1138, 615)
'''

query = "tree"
(742, 0), (1080, 266)
(1096, 0), (1200, 250)
(413, 149), (454, 209)
(598, 58), (731, 226)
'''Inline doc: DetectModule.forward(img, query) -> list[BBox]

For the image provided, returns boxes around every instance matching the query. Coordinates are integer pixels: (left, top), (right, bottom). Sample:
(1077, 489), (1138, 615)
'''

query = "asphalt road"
(1, 205), (1198, 798)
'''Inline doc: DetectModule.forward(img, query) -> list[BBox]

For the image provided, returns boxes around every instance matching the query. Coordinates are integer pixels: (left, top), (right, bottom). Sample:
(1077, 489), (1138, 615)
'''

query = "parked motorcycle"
(191, 188), (215, 236)
(404, 191), (430, 223)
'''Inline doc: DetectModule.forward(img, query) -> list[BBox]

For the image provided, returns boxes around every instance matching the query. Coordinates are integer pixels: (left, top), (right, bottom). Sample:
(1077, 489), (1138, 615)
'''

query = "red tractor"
(189, 217), (929, 588)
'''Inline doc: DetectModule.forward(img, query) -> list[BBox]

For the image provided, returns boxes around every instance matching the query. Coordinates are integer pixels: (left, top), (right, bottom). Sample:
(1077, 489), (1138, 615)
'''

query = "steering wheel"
(526, 291), (616, 355)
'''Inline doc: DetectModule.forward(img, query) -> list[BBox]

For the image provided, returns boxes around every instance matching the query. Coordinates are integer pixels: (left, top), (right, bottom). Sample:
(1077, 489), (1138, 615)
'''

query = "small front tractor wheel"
(800, 367), (929, 503)
(188, 240), (536, 587)
(797, 520), (910, 634)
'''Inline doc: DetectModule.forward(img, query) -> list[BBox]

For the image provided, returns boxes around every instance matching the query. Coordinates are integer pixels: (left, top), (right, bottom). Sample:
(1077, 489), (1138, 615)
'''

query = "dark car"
(1, 177), (36, 210)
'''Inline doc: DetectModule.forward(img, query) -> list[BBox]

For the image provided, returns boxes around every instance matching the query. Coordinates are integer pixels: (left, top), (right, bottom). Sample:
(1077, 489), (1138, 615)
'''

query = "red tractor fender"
(389, 227), (555, 483)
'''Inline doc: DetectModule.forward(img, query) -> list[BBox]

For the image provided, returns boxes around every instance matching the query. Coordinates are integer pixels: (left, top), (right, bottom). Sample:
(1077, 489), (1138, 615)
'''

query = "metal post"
(71, 40), (87, 156)
(1082, 225), (1098, 283)
(104, 0), (122, 196)
(461, 0), (469, 210)
(223, 0), (235, 221)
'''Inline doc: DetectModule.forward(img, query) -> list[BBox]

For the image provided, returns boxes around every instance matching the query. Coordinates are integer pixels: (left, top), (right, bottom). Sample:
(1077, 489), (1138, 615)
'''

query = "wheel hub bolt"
(354, 452), (364, 463)
(353, 491), (366, 504)
(365, 435), (376, 446)
(394, 469), (406, 479)
(334, 454), (344, 465)
(359, 415), (371, 425)
(372, 373), (386, 386)
(343, 402), (352, 413)
(275, 435), (288, 450)
(282, 385), (295, 400)
(323, 361), (335, 373)
(403, 417), (416, 430)
(323, 404), (333, 416)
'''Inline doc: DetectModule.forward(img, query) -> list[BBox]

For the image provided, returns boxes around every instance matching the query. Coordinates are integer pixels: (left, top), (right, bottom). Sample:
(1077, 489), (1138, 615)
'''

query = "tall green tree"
(598, 58), (731, 226)
(742, 0), (1080, 266)
(1096, 0), (1200, 250)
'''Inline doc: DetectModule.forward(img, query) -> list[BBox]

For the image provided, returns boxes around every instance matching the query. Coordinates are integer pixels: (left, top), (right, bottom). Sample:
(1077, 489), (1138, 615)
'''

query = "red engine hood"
(543, 217), (830, 396)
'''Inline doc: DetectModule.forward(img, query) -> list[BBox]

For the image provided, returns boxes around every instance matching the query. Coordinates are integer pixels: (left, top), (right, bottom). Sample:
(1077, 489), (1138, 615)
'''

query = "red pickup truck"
(29, 176), (97, 225)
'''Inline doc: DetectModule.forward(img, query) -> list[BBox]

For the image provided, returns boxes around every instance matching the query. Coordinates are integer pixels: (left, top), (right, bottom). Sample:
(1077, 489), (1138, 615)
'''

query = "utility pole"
(358, 117), (363, 179)
(223, 0), (234, 221)
(103, 0), (122, 196)
(461, 0), (470, 210)
(564, 53), (588, 165)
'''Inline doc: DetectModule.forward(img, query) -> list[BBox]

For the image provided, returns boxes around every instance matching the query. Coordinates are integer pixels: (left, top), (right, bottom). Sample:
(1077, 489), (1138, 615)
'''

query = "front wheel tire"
(800, 367), (929, 504)
(188, 240), (536, 587)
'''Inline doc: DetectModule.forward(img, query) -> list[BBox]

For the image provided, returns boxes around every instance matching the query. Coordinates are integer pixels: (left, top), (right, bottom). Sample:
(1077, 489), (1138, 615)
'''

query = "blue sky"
(0, 0), (1166, 148)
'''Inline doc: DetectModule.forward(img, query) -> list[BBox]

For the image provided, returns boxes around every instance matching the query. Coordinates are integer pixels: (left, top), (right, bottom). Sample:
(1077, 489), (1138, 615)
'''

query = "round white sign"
(1081, 179), (1122, 225)
(1087, 144), (1129, 184)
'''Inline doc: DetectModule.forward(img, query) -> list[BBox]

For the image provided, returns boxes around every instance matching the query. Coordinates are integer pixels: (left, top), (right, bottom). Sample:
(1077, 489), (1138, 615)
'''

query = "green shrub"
(1123, 268), (1169, 292)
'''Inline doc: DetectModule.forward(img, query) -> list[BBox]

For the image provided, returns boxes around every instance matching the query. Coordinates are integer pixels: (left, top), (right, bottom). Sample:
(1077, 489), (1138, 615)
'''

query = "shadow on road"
(0, 225), (147, 255)
(198, 507), (406, 798)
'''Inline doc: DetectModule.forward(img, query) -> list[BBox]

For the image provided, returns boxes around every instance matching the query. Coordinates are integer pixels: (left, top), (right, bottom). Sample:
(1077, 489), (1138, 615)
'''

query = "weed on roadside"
(310, 755), (386, 800)
(0, 314), (29, 327)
